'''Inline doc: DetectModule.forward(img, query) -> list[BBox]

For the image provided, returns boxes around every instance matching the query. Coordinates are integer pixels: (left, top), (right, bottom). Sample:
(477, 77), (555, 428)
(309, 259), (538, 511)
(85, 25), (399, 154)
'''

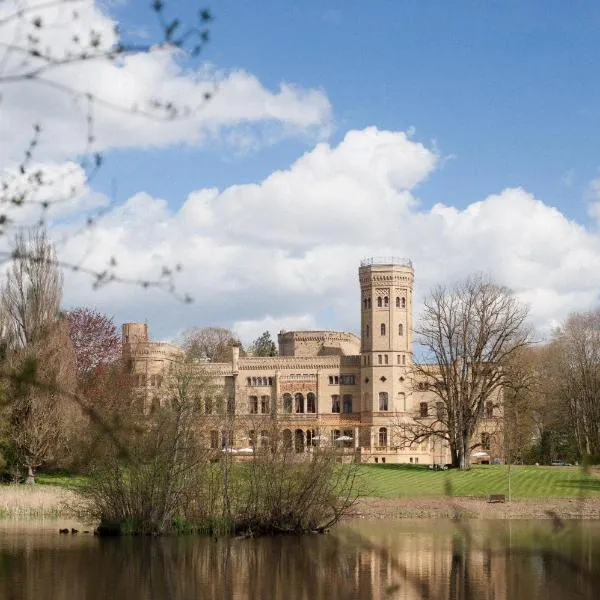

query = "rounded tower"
(359, 257), (414, 416)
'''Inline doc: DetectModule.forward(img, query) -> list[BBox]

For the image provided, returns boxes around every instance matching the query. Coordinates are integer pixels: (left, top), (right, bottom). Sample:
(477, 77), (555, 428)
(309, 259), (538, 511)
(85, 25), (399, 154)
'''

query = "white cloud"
(0, 1), (332, 166)
(233, 314), (317, 347)
(586, 177), (600, 223)
(51, 126), (600, 341)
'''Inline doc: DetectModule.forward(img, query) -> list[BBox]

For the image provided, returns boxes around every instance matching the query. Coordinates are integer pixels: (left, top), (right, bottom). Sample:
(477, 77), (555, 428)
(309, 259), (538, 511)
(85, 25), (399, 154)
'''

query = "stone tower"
(359, 258), (414, 421)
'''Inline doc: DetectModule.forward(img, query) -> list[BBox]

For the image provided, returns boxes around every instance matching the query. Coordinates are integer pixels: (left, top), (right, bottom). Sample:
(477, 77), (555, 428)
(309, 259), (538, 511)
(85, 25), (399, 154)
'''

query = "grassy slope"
(355, 464), (600, 499)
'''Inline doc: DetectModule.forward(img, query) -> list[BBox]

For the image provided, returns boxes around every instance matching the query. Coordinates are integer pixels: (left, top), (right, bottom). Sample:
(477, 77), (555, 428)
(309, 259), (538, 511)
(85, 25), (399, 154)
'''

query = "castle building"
(123, 258), (500, 465)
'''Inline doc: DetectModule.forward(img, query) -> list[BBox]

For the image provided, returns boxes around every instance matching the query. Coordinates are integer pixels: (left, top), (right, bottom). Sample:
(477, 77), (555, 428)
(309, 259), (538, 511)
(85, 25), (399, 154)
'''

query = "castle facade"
(123, 258), (500, 465)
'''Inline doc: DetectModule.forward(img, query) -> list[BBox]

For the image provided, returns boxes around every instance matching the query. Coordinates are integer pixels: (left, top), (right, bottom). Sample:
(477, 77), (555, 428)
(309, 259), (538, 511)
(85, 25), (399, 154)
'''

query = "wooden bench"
(488, 494), (506, 504)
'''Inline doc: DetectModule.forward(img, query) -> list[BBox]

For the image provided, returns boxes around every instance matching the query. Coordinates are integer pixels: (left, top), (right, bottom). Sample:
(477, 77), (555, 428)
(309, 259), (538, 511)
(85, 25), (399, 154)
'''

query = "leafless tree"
(551, 310), (600, 459)
(182, 326), (242, 362)
(411, 274), (531, 469)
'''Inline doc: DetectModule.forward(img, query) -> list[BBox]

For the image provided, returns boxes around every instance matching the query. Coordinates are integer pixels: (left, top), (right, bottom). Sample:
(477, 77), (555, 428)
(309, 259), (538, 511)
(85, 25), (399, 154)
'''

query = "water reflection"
(1, 520), (599, 600)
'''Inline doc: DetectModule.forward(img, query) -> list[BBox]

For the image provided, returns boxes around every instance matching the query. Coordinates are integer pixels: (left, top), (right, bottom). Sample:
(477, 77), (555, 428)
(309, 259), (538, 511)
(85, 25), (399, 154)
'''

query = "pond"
(0, 519), (599, 599)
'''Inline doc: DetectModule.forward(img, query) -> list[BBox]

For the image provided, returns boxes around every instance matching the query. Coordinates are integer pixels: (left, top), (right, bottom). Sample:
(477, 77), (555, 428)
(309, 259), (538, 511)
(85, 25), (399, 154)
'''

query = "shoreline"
(2, 484), (600, 522)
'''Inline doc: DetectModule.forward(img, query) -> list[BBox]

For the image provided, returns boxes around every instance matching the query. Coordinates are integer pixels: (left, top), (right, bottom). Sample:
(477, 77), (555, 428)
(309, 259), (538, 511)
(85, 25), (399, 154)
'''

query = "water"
(1, 519), (599, 599)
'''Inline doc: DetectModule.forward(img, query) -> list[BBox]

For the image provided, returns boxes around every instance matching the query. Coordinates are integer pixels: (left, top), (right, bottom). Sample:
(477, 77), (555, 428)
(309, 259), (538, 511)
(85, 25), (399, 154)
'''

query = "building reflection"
(0, 521), (598, 600)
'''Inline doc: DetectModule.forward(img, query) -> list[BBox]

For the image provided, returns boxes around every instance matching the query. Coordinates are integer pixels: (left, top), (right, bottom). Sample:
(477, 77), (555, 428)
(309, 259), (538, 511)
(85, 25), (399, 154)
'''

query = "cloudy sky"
(2, 0), (600, 343)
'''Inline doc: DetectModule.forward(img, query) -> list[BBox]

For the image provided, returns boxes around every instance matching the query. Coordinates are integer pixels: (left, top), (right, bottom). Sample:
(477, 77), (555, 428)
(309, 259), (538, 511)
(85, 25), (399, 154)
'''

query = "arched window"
(380, 323), (386, 336)
(398, 392), (406, 411)
(260, 395), (270, 414)
(395, 296), (400, 308)
(363, 298), (368, 309)
(378, 427), (388, 447)
(485, 401), (493, 418)
(205, 397), (213, 415)
(283, 393), (293, 414)
(210, 430), (219, 449)
(307, 392), (316, 413)
(251, 377), (257, 386)
(365, 324), (370, 338)
(379, 392), (388, 411)
(331, 395), (340, 413)
(377, 296), (382, 308)
(419, 402), (428, 418)
(260, 430), (269, 449)
(342, 394), (352, 414)
(401, 297), (406, 308)
(402, 354), (406, 365)
(384, 296), (389, 307)
(294, 429), (305, 453)
(294, 393), (305, 413)
(282, 429), (293, 449)
(367, 298), (371, 308)
(398, 323), (403, 336)
(481, 432), (491, 450)
(384, 354), (389, 364)
(249, 396), (258, 414)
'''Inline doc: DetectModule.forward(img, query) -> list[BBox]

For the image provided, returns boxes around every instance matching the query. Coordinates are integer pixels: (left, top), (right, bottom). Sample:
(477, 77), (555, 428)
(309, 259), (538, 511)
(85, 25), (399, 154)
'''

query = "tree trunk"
(25, 465), (35, 484)
(458, 435), (471, 470)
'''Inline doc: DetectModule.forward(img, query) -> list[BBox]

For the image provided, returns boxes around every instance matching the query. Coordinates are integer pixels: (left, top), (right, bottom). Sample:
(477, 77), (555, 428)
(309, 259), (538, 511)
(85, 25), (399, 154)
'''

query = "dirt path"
(350, 496), (600, 520)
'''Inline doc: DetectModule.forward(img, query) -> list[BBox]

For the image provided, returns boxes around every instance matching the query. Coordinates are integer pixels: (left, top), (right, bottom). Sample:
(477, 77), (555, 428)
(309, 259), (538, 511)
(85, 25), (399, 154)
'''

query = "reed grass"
(0, 484), (76, 518)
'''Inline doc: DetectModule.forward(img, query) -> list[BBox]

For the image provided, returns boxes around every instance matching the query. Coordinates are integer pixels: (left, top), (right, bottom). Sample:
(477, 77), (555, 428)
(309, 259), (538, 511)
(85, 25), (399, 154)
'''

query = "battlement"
(360, 257), (413, 268)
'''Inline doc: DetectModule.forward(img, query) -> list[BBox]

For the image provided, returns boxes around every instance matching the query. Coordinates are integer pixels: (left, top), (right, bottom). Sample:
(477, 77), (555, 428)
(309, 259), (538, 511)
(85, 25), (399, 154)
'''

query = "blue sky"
(3, 0), (600, 342)
(98, 0), (600, 223)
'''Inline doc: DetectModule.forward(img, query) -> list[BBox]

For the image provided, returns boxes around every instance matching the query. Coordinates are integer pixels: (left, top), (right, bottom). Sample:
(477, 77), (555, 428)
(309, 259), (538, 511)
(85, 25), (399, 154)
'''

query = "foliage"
(68, 308), (121, 378)
(248, 331), (278, 357)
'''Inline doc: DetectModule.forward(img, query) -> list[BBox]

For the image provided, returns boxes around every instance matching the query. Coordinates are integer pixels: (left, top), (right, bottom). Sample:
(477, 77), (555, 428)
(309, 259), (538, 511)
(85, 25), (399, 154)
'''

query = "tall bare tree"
(551, 310), (600, 459)
(413, 274), (531, 469)
(182, 326), (242, 362)
(0, 227), (76, 481)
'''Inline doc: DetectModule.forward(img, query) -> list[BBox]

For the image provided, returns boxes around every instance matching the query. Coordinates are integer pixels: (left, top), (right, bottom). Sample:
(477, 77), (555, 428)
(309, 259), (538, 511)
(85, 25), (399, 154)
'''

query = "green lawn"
(354, 464), (600, 499)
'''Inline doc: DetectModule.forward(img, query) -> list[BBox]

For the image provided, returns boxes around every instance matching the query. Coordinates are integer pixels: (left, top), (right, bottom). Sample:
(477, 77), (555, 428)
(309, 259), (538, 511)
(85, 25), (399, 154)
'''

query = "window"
(283, 393), (293, 414)
(328, 375), (340, 385)
(399, 392), (406, 411)
(485, 401), (493, 418)
(260, 395), (270, 414)
(342, 394), (352, 413)
(378, 355), (382, 365)
(381, 457), (386, 463)
(417, 382), (429, 391)
(331, 395), (340, 413)
(384, 354), (389, 365)
(375, 457), (379, 463)
(379, 392), (388, 411)
(221, 430), (233, 449)
(377, 296), (382, 307)
(363, 298), (368, 309)
(365, 324), (370, 338)
(401, 297), (406, 308)
(410, 457), (413, 464)
(282, 429), (293, 449)
(247, 377), (251, 386)
(210, 430), (219, 449)
(367, 298), (371, 308)
(249, 430), (256, 447)
(249, 396), (258, 414)
(481, 432), (491, 450)
(294, 393), (305, 413)
(419, 402), (428, 418)
(268, 377), (273, 386)
(384, 296), (389, 307)
(307, 392), (316, 413)
(251, 377), (257, 386)
(380, 323), (386, 336)
(398, 323), (403, 336)
(436, 401), (445, 419)
(227, 398), (235, 415)
(396, 296), (400, 308)
(402, 355), (406, 365)
(397, 355), (401, 365)
(205, 397), (213, 415)
(378, 427), (388, 447)
(340, 374), (355, 385)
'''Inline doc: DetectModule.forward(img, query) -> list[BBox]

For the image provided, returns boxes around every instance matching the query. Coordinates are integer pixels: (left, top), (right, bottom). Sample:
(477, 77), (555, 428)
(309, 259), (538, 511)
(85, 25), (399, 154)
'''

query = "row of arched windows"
(364, 323), (404, 337)
(282, 392), (316, 414)
(248, 395), (271, 414)
(363, 296), (407, 309)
